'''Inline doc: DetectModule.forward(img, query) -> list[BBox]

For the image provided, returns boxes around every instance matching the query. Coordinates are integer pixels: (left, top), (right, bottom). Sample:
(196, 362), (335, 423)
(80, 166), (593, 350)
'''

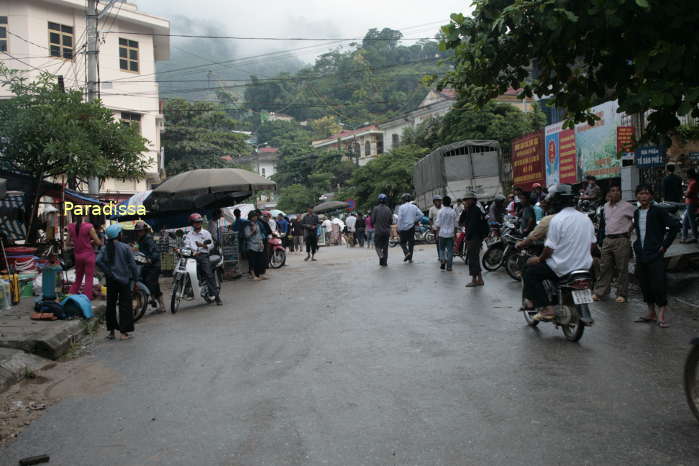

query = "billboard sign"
(575, 101), (622, 179)
(635, 146), (666, 168)
(512, 131), (545, 190)
(544, 122), (577, 186)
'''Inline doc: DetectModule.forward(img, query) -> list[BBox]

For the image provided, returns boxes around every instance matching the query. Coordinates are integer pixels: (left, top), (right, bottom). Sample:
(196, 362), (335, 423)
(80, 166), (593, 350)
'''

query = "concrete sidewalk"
(0, 297), (106, 391)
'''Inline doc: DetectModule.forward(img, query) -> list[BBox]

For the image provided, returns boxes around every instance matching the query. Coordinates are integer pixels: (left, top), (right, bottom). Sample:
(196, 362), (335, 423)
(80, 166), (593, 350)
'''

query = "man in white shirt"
(523, 185), (595, 321)
(436, 196), (457, 271)
(345, 212), (357, 246)
(183, 213), (221, 305)
(397, 193), (423, 262)
(428, 195), (443, 261)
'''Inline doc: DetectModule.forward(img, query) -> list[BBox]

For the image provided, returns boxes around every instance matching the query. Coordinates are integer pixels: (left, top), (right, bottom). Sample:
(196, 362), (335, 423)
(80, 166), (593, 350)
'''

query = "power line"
(101, 31), (437, 41)
(7, 31), (49, 51)
(109, 20), (447, 83)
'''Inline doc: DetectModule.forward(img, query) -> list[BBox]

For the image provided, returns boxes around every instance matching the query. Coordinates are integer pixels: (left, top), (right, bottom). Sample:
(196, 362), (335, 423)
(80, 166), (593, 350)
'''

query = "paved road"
(3, 245), (699, 465)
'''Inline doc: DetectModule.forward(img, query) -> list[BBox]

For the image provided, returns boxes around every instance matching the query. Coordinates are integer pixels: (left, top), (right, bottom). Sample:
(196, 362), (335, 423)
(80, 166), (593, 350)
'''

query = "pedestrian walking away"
(67, 214), (103, 300)
(633, 184), (680, 328)
(346, 212), (357, 247)
(96, 224), (137, 340)
(593, 184), (635, 303)
(301, 207), (320, 261)
(436, 196), (457, 271)
(355, 213), (366, 247)
(244, 211), (268, 280)
(681, 168), (698, 243)
(662, 164), (683, 203)
(371, 194), (394, 266)
(397, 193), (423, 263)
(459, 192), (488, 286)
(429, 195), (443, 261)
(364, 212), (374, 248)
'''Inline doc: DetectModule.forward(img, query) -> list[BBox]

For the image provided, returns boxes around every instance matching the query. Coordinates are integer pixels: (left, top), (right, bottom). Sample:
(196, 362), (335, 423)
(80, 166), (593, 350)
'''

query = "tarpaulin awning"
(64, 189), (103, 205)
(0, 193), (27, 241)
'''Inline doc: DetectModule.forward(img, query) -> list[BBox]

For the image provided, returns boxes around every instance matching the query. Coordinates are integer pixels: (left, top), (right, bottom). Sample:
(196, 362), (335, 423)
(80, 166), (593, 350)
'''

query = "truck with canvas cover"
(413, 140), (503, 211)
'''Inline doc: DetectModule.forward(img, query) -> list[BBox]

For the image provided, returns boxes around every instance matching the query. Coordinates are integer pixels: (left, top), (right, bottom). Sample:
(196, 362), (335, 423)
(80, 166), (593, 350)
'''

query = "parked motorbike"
(482, 218), (519, 272)
(268, 234), (287, 269)
(170, 240), (223, 314)
(389, 225), (434, 247)
(685, 338), (699, 422)
(519, 259), (594, 342)
(132, 251), (157, 322)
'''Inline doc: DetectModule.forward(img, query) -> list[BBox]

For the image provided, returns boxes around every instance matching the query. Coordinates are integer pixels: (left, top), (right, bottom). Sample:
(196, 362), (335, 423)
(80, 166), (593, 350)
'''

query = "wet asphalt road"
(2, 244), (699, 466)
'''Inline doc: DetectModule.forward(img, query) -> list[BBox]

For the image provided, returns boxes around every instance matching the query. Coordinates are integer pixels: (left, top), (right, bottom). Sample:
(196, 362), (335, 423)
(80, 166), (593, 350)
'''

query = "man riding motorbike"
(522, 184), (596, 322)
(134, 220), (165, 310)
(184, 213), (222, 305)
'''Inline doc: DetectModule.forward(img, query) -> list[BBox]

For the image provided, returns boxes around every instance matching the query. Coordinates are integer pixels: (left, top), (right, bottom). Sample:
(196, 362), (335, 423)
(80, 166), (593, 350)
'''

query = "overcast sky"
(133, 0), (473, 62)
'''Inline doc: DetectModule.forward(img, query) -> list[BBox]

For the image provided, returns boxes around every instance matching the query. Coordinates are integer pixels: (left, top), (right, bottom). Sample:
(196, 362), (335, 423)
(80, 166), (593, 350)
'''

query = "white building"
(312, 125), (384, 166)
(379, 89), (457, 153)
(0, 0), (170, 201)
(254, 147), (279, 179)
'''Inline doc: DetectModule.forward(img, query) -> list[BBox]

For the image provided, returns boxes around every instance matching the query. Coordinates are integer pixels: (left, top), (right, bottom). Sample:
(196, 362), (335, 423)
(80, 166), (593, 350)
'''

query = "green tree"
(309, 116), (342, 140)
(438, 1), (699, 142)
(162, 99), (251, 175)
(0, 66), (150, 186)
(276, 184), (316, 213)
(346, 144), (429, 211)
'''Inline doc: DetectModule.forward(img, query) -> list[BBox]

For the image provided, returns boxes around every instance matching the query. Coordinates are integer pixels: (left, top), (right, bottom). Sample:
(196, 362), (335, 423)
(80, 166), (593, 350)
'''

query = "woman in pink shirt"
(67, 215), (103, 299)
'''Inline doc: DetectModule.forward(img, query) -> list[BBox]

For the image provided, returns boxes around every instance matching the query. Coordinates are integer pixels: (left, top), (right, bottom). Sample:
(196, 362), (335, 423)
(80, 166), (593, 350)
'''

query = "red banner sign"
(558, 129), (577, 184)
(512, 131), (545, 191)
(617, 126), (635, 154)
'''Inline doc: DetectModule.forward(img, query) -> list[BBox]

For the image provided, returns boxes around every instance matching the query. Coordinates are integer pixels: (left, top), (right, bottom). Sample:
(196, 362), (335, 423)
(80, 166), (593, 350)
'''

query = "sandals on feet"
(657, 320), (670, 328)
(634, 317), (656, 323)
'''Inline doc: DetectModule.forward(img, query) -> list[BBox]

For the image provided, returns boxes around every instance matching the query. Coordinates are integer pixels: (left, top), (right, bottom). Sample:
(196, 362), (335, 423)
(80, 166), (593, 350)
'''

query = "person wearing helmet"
(488, 194), (507, 225)
(184, 213), (222, 305)
(530, 183), (545, 204)
(396, 193), (422, 263)
(96, 224), (138, 340)
(134, 221), (164, 311)
(371, 194), (394, 266)
(580, 175), (602, 205)
(522, 184), (596, 322)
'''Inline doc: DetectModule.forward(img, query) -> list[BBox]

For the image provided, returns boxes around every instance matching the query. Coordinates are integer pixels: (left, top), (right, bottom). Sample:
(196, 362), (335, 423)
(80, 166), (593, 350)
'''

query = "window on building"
(392, 134), (400, 148)
(0, 17), (7, 53)
(365, 141), (371, 156)
(119, 38), (139, 72)
(121, 112), (142, 134)
(377, 139), (384, 155)
(48, 22), (73, 59)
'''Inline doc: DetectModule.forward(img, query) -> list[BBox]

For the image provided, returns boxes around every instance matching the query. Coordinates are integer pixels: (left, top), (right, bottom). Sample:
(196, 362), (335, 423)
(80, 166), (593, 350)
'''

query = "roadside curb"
(0, 302), (106, 361)
(0, 348), (54, 393)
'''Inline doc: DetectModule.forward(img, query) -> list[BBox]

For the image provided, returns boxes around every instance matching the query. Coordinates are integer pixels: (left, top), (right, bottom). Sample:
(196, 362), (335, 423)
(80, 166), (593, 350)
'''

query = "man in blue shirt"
(276, 214), (290, 250)
(397, 193), (423, 263)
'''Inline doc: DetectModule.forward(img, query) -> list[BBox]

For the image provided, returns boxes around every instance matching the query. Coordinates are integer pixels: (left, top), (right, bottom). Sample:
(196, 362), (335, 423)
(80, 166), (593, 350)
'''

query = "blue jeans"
(683, 207), (698, 240)
(366, 229), (374, 246)
(438, 237), (454, 267)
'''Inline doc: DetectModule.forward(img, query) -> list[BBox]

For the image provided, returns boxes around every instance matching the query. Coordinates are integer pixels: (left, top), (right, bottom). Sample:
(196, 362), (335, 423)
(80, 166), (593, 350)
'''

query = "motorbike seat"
(559, 270), (593, 284)
(209, 254), (222, 264)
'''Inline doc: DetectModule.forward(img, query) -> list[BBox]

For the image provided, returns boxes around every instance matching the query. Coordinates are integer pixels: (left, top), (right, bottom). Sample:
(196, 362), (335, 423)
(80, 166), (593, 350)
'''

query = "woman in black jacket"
(633, 184), (680, 328)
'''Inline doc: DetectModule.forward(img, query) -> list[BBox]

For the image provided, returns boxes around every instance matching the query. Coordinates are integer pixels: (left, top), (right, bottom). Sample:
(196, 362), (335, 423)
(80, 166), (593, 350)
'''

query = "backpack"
(34, 300), (67, 319)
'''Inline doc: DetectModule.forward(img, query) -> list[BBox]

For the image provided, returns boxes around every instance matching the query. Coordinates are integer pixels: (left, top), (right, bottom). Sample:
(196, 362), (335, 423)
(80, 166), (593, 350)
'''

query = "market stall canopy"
(313, 201), (349, 213)
(146, 169), (276, 214)
(270, 209), (286, 218)
(152, 168), (276, 196)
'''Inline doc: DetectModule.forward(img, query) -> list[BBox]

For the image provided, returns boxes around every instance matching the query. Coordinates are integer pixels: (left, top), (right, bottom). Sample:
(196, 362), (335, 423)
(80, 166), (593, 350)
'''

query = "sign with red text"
(512, 131), (545, 191)
(617, 126), (635, 156)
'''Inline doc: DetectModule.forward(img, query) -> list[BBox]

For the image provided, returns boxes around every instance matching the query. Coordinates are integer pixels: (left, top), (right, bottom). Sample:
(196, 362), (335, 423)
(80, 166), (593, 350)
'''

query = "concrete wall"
(0, 0), (169, 196)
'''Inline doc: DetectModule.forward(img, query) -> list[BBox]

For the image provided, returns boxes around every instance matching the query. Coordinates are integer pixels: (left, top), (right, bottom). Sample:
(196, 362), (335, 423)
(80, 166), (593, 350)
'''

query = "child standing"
(97, 224), (137, 340)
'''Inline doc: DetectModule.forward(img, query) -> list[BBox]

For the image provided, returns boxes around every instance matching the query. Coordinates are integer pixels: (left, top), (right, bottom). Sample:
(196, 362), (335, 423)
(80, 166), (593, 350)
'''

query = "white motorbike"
(170, 240), (223, 314)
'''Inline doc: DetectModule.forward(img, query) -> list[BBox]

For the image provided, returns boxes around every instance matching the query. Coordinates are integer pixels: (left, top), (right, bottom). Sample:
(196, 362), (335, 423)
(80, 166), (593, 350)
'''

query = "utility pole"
(86, 0), (100, 195)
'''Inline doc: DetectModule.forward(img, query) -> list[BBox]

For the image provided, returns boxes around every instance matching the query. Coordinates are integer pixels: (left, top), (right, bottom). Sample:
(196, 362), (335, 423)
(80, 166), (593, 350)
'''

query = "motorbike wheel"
(684, 344), (699, 422)
(270, 249), (286, 269)
(482, 244), (505, 271)
(505, 251), (523, 281)
(389, 238), (399, 248)
(521, 286), (539, 327)
(170, 277), (183, 314)
(132, 287), (148, 322)
(561, 306), (585, 342)
(425, 232), (435, 243)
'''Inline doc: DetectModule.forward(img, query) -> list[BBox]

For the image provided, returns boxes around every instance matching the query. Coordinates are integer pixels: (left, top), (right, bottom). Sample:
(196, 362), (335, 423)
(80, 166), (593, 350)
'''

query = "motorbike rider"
(488, 194), (507, 225)
(183, 213), (222, 305)
(522, 184), (596, 322)
(134, 220), (165, 310)
(580, 175), (602, 206)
